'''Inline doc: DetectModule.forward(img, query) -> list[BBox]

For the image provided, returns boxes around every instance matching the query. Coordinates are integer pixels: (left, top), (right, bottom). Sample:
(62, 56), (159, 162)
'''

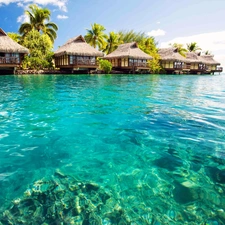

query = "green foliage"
(7, 32), (22, 44)
(204, 50), (211, 55)
(99, 59), (112, 74)
(171, 43), (188, 57)
(187, 42), (202, 52)
(118, 30), (148, 43)
(103, 32), (121, 54)
(138, 37), (161, 74)
(84, 23), (108, 50)
(19, 4), (58, 43)
(22, 29), (54, 70)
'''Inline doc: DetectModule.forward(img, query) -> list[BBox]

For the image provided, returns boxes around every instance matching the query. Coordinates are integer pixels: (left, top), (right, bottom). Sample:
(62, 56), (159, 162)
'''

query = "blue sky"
(0, 0), (225, 68)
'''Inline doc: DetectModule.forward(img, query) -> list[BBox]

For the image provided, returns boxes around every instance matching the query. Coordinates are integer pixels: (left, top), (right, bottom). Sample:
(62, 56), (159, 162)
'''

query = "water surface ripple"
(0, 74), (225, 224)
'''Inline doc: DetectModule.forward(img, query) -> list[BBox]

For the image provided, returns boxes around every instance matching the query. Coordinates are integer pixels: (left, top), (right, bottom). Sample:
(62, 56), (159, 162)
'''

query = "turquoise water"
(0, 74), (225, 224)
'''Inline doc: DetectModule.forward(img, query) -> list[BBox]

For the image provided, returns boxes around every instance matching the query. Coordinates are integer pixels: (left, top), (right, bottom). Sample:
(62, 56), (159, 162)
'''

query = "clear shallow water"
(0, 74), (225, 224)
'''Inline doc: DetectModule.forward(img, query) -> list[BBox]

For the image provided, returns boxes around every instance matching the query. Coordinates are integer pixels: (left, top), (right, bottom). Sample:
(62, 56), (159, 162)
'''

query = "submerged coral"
(1, 168), (225, 225)
(0, 170), (129, 225)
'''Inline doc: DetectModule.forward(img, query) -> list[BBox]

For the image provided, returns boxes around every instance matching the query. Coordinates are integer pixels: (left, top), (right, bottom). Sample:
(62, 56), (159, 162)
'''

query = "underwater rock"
(153, 155), (183, 171)
(0, 171), (131, 225)
(206, 167), (225, 184)
(172, 181), (199, 204)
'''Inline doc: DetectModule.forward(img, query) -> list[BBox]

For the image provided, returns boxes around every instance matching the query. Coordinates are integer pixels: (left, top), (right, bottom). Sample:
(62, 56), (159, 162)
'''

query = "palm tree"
(170, 43), (188, 57)
(19, 4), (58, 43)
(204, 50), (211, 55)
(103, 32), (120, 54)
(186, 42), (202, 52)
(117, 30), (147, 44)
(84, 23), (107, 50)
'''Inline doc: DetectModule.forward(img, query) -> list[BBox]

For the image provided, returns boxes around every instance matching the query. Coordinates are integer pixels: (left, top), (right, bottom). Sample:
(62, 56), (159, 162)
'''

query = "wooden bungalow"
(200, 55), (222, 74)
(185, 52), (205, 74)
(0, 28), (29, 74)
(103, 42), (153, 73)
(54, 35), (104, 73)
(158, 48), (188, 74)
(185, 52), (223, 74)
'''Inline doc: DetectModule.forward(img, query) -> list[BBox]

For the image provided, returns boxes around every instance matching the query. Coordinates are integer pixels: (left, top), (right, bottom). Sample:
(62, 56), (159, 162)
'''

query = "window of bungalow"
(143, 59), (147, 66)
(90, 57), (95, 65)
(77, 56), (83, 64)
(129, 58), (133, 66)
(174, 61), (183, 69)
(70, 55), (75, 64)
(5, 53), (10, 63)
(132, 59), (137, 67)
(199, 63), (205, 70)
(12, 53), (20, 63)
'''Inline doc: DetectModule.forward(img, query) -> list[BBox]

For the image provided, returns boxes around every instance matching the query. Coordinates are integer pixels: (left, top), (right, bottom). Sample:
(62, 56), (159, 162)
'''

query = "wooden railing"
(0, 57), (20, 64)
(129, 62), (148, 67)
(72, 59), (97, 66)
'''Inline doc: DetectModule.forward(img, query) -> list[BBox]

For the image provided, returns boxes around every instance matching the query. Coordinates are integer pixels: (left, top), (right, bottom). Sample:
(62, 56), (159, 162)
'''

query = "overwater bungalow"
(185, 52), (205, 74)
(159, 48), (223, 75)
(0, 28), (29, 74)
(103, 42), (153, 73)
(158, 48), (188, 74)
(184, 52), (222, 74)
(54, 35), (104, 73)
(200, 55), (222, 74)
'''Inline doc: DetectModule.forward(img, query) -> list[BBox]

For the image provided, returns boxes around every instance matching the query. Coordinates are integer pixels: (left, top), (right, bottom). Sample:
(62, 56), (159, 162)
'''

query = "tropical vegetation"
(21, 29), (54, 70)
(204, 50), (211, 55)
(84, 23), (108, 50)
(103, 32), (121, 55)
(19, 4), (58, 43)
(170, 43), (188, 57)
(187, 42), (202, 52)
(98, 59), (112, 74)
(6, 4), (57, 70)
(7, 32), (22, 44)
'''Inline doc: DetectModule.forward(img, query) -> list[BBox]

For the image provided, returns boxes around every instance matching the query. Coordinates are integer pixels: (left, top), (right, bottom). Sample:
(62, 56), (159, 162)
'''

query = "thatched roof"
(54, 35), (104, 57)
(186, 52), (220, 65)
(0, 28), (29, 54)
(186, 52), (203, 63)
(158, 47), (188, 62)
(104, 42), (153, 60)
(200, 55), (220, 65)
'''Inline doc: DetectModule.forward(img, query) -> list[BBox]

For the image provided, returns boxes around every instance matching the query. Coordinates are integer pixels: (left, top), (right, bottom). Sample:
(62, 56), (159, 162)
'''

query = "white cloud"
(17, 14), (29, 23)
(160, 31), (225, 52)
(147, 29), (166, 37)
(156, 21), (160, 24)
(57, 14), (68, 19)
(17, 2), (23, 7)
(160, 31), (225, 70)
(0, 0), (68, 11)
